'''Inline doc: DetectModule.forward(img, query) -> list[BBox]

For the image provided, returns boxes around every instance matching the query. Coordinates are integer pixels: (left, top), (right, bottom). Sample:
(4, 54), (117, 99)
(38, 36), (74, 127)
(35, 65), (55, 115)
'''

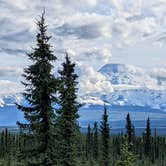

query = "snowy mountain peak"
(99, 63), (158, 87)
(99, 63), (143, 74)
(99, 63), (127, 73)
(0, 64), (165, 112)
(79, 63), (166, 111)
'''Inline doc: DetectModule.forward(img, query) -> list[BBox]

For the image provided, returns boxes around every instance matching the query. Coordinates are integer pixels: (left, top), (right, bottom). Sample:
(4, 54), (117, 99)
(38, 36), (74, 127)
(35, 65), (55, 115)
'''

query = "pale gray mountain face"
(79, 64), (166, 111)
(0, 64), (165, 111)
(0, 63), (165, 128)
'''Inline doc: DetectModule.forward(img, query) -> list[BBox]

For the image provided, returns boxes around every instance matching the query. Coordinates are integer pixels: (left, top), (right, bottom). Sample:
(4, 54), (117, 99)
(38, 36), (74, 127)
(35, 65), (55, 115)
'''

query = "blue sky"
(0, 0), (166, 98)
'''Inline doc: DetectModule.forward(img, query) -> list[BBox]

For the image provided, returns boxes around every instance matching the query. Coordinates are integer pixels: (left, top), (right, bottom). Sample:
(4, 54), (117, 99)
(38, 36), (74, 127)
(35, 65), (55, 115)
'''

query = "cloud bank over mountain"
(79, 64), (166, 111)
(0, 63), (165, 111)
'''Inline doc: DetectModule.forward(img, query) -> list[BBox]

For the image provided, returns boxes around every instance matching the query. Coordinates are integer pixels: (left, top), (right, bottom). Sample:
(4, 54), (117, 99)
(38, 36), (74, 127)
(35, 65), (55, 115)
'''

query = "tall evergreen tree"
(17, 12), (57, 166)
(144, 117), (151, 156)
(126, 113), (135, 149)
(93, 122), (99, 161)
(100, 105), (110, 166)
(57, 53), (79, 166)
(86, 124), (92, 160)
(126, 113), (132, 144)
(116, 137), (137, 166)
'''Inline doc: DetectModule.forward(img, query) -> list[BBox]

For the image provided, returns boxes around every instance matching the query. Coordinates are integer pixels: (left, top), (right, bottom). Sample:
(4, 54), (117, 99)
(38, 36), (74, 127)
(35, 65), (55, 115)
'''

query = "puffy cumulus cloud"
(1, 0), (166, 57)
(56, 48), (112, 97)
(61, 0), (97, 9)
(53, 12), (113, 39)
(2, 0), (30, 10)
(150, 68), (166, 79)
(149, 68), (166, 86)
(143, 0), (166, 46)
(155, 34), (166, 47)
(79, 67), (113, 96)
(55, 21), (111, 40)
(150, 0), (166, 18)
(112, 17), (158, 48)
(0, 0), (164, 54)
(54, 37), (112, 68)
(107, 0), (142, 16)
(74, 48), (112, 69)
(55, 23), (100, 39)
(0, 0), (166, 98)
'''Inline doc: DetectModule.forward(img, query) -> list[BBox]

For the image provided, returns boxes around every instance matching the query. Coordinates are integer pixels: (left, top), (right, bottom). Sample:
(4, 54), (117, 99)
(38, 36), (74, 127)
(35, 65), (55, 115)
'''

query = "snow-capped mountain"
(0, 64), (165, 126)
(0, 80), (23, 107)
(99, 64), (159, 88)
(0, 64), (165, 111)
(80, 64), (166, 111)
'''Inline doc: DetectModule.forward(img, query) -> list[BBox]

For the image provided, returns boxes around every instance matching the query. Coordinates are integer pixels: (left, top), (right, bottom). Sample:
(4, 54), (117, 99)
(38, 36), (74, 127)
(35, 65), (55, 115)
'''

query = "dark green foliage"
(126, 113), (136, 152)
(126, 113), (134, 145)
(56, 53), (80, 166)
(144, 117), (151, 156)
(93, 122), (99, 161)
(100, 105), (110, 166)
(86, 124), (92, 160)
(116, 137), (137, 166)
(16, 12), (57, 166)
(0, 116), (165, 166)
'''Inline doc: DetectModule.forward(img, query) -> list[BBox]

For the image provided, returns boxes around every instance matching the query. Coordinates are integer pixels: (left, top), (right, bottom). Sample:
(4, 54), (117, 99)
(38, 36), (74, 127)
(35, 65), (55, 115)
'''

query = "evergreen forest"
(0, 13), (165, 166)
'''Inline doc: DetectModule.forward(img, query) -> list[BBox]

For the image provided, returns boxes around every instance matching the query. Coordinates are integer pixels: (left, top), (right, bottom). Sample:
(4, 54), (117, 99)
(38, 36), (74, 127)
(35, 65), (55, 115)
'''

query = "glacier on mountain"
(0, 64), (165, 111)
(79, 64), (166, 111)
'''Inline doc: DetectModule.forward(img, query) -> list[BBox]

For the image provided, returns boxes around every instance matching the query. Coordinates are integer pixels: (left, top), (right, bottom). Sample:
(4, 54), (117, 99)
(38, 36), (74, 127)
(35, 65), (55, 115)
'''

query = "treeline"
(0, 110), (165, 166)
(82, 111), (166, 166)
(0, 13), (165, 166)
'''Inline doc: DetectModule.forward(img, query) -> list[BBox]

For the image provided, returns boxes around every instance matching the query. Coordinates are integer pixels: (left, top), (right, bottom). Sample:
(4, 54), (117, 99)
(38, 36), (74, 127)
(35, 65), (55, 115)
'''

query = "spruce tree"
(126, 113), (132, 144)
(86, 124), (92, 160)
(126, 113), (135, 150)
(93, 122), (99, 161)
(116, 137), (137, 166)
(144, 117), (151, 156)
(57, 53), (79, 166)
(100, 105), (110, 166)
(16, 12), (57, 166)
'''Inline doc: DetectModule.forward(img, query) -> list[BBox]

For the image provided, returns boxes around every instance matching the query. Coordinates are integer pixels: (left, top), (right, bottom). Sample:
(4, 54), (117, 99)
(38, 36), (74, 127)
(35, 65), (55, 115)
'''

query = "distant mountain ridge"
(0, 64), (165, 111)
(81, 63), (166, 111)
(99, 63), (162, 87)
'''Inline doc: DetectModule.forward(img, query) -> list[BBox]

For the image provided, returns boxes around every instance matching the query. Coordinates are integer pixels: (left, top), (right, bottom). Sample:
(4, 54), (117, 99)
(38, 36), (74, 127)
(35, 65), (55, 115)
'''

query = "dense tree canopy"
(17, 12), (57, 166)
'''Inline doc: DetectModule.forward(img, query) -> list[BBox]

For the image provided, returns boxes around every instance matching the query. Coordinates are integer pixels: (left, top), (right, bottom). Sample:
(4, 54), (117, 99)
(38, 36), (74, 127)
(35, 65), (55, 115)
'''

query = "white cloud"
(149, 68), (166, 86)
(79, 67), (113, 96)
(61, 0), (97, 9)
(2, 0), (29, 10)
(150, 68), (166, 79)
(0, 0), (165, 57)
(0, 0), (166, 100)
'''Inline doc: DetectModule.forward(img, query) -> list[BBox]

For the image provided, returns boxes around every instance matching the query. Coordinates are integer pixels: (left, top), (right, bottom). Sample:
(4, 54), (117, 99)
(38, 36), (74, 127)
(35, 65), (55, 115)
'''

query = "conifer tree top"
(28, 11), (56, 62)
